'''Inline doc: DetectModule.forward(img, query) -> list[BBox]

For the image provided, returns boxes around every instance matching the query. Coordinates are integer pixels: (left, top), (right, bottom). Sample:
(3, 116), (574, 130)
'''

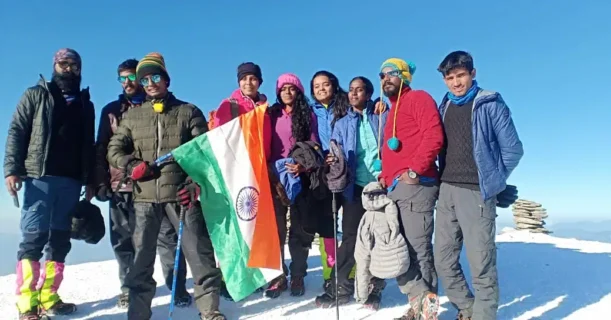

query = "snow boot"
(174, 292), (193, 307)
(219, 281), (233, 301)
(199, 311), (227, 320)
(393, 291), (439, 320)
(264, 275), (288, 299)
(16, 259), (41, 316)
(314, 283), (351, 308)
(18, 309), (42, 320)
(40, 300), (77, 316)
(116, 292), (129, 309)
(38, 261), (77, 316)
(456, 309), (472, 320)
(322, 279), (331, 291)
(290, 276), (305, 297)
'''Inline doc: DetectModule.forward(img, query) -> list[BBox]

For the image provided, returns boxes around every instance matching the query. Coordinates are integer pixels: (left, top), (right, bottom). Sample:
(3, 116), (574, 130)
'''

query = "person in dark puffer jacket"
(4, 48), (95, 320)
(107, 52), (224, 320)
(94, 58), (191, 309)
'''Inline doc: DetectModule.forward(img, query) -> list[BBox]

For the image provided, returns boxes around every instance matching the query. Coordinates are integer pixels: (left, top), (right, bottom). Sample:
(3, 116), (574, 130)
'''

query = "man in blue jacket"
(434, 51), (523, 320)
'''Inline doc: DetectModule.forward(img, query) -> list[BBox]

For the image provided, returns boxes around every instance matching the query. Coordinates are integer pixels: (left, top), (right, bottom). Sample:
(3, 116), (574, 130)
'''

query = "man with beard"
(5, 48), (95, 320)
(107, 52), (224, 320)
(434, 51), (523, 320)
(377, 58), (444, 320)
(93, 58), (192, 309)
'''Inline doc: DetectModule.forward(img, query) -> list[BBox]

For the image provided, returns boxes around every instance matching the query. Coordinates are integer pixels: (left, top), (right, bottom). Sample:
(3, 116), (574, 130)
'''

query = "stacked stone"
(511, 199), (551, 234)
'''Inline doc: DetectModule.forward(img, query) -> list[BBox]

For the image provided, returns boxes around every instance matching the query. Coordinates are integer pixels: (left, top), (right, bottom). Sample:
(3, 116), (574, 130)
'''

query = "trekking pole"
(168, 204), (186, 320)
(331, 192), (340, 320)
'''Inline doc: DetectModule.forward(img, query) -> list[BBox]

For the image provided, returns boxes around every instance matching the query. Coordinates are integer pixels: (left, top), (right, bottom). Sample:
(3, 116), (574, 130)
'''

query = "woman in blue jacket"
(314, 76), (389, 309)
(309, 70), (352, 291)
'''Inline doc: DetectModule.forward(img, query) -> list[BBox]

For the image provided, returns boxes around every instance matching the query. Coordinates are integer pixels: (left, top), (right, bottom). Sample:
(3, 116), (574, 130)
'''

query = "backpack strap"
(229, 98), (239, 120)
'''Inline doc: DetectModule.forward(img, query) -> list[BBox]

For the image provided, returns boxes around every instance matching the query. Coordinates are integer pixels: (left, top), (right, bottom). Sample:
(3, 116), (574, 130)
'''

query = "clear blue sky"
(0, 0), (609, 234)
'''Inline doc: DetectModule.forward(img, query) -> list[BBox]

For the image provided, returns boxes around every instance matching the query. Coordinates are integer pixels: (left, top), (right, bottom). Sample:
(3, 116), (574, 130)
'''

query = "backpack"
(208, 98), (240, 130)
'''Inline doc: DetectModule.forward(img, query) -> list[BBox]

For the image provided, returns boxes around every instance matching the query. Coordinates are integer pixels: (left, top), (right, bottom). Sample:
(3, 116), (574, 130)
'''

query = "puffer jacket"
(288, 141), (328, 200)
(94, 94), (141, 192)
(3, 75), (95, 184)
(107, 93), (208, 203)
(354, 181), (410, 302)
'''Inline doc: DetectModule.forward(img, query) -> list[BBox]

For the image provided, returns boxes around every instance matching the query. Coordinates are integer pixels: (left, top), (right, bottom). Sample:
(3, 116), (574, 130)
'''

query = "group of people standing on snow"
(4, 48), (523, 320)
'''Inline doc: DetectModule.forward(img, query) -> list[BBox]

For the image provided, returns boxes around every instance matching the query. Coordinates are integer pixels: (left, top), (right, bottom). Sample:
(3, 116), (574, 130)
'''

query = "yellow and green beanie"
(380, 58), (416, 86)
(136, 52), (170, 85)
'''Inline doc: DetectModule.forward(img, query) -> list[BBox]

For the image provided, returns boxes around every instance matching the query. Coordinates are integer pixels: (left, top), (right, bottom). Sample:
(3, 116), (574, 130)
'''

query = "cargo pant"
(387, 181), (439, 298)
(434, 182), (498, 320)
(109, 192), (188, 295)
(125, 202), (222, 320)
(15, 176), (82, 313)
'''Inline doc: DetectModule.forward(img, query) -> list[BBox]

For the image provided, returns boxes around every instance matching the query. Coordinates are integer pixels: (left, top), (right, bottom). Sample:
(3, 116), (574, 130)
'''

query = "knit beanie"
(380, 58), (416, 86)
(237, 62), (263, 84)
(54, 48), (81, 69)
(276, 73), (305, 95)
(136, 52), (170, 85)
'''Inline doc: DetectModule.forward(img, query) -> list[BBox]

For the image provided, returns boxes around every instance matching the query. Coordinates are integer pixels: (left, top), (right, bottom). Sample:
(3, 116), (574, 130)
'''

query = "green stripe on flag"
(172, 134), (267, 301)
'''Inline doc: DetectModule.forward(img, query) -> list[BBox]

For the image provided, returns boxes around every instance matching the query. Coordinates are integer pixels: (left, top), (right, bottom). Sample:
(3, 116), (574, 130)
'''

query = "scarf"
(447, 80), (479, 105)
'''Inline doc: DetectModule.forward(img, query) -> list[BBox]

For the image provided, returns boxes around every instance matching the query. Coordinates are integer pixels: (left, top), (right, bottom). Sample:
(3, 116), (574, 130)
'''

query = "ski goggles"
(140, 74), (162, 87)
(378, 70), (402, 80)
(118, 74), (136, 83)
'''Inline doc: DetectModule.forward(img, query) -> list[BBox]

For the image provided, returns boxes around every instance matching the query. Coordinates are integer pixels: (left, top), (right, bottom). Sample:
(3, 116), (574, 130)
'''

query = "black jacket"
(3, 75), (95, 185)
(288, 141), (329, 200)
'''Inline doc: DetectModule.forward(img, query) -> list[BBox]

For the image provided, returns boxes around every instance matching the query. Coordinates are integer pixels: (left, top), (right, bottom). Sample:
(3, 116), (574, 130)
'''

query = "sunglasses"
(118, 74), (136, 83)
(140, 74), (162, 87)
(57, 60), (80, 71)
(379, 70), (401, 79)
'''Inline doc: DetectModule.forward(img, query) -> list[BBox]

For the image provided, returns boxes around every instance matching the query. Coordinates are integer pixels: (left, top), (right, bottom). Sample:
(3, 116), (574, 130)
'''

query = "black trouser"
(125, 202), (222, 320)
(328, 185), (366, 295)
(109, 192), (188, 295)
(274, 196), (315, 278)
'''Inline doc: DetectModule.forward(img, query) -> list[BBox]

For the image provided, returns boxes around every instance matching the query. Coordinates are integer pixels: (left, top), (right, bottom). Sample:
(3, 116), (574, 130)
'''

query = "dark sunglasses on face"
(57, 60), (80, 71)
(118, 74), (137, 83)
(140, 74), (162, 87)
(379, 70), (401, 79)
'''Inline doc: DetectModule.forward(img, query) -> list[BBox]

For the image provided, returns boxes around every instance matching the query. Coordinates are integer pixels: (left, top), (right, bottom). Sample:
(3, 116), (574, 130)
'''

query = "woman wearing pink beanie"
(264, 73), (321, 298)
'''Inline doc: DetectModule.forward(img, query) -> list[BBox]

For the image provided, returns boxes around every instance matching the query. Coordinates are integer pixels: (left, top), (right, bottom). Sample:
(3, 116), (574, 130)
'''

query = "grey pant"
(388, 182), (439, 298)
(434, 182), (498, 320)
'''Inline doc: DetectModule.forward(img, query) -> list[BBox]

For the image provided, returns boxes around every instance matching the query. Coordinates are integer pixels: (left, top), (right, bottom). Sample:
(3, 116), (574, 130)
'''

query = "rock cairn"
(511, 199), (551, 234)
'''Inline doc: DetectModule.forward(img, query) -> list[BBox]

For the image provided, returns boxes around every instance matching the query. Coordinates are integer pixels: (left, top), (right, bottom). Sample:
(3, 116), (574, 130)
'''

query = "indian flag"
(171, 103), (282, 301)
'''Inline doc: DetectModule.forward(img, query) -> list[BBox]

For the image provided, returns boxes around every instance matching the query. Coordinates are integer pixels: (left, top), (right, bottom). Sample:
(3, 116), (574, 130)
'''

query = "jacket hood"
(361, 182), (396, 212)
(229, 88), (268, 107)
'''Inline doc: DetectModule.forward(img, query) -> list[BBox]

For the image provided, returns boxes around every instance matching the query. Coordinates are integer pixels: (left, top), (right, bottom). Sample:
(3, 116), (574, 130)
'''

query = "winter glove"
(496, 184), (518, 208)
(127, 160), (154, 181)
(95, 185), (113, 202)
(177, 178), (200, 207)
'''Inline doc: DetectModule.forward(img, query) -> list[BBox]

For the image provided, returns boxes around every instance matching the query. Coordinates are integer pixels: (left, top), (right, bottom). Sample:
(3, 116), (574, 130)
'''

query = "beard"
(124, 85), (143, 98)
(52, 71), (81, 93)
(383, 85), (399, 97)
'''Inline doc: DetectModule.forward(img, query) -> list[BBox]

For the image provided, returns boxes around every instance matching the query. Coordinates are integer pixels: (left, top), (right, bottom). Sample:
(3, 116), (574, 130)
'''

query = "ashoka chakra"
(235, 186), (259, 221)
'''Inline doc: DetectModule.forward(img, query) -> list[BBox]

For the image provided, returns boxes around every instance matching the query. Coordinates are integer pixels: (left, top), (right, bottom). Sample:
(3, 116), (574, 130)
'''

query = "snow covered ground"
(1, 228), (611, 319)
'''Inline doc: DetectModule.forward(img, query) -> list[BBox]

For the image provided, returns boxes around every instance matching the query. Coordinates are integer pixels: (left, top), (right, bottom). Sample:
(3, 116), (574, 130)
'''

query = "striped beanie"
(380, 58), (416, 86)
(136, 52), (170, 85)
(54, 48), (81, 68)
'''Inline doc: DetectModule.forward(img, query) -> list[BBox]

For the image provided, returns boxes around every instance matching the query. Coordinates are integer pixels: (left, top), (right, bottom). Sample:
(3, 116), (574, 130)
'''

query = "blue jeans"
(17, 176), (82, 262)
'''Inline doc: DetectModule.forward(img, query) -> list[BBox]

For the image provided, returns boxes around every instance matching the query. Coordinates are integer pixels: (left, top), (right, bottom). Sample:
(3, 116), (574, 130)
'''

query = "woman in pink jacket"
(212, 62), (271, 160)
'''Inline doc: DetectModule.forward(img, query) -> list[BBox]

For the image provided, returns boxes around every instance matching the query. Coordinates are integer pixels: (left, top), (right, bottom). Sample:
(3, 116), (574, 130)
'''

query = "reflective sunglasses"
(378, 70), (401, 79)
(118, 74), (136, 83)
(140, 74), (162, 87)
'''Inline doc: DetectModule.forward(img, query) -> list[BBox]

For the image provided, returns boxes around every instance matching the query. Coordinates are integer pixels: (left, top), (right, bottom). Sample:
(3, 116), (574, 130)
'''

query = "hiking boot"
(200, 311), (227, 320)
(174, 292), (193, 307)
(40, 300), (77, 316)
(219, 282), (233, 301)
(290, 276), (305, 296)
(116, 292), (129, 309)
(18, 309), (40, 320)
(314, 291), (351, 308)
(394, 291), (439, 320)
(264, 275), (288, 299)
